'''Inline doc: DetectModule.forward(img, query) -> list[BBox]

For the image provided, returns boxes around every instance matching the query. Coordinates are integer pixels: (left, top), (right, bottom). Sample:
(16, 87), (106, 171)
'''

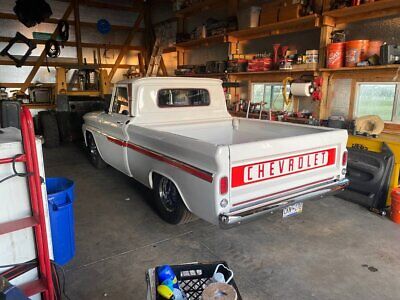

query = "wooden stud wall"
(0, 0), (146, 90)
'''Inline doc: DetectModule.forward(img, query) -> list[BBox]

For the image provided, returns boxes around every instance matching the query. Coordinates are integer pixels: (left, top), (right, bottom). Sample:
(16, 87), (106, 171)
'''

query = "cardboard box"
(279, 2), (303, 21)
(259, 1), (281, 26)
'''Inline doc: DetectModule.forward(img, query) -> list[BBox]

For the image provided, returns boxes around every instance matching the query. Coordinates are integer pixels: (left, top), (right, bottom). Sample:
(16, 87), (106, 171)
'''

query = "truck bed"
(148, 118), (338, 145)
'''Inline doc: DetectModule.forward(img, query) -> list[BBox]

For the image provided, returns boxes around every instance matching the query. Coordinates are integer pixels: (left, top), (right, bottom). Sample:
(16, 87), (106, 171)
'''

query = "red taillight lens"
(220, 177), (228, 195)
(342, 151), (348, 166)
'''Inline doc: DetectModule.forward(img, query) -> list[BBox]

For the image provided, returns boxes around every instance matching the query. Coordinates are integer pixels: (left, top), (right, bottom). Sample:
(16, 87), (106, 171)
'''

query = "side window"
(111, 86), (129, 115)
(355, 83), (398, 122)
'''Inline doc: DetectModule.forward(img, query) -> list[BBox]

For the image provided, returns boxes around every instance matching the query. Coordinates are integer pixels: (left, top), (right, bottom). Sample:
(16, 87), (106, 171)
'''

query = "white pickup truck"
(82, 77), (349, 228)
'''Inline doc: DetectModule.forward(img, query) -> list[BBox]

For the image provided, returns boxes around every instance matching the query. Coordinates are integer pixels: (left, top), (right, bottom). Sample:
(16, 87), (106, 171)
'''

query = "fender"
(84, 127), (108, 163)
(149, 170), (193, 213)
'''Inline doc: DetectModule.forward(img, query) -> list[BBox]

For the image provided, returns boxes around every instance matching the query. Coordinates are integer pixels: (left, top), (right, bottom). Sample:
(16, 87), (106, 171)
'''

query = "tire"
(86, 132), (107, 169)
(56, 112), (72, 143)
(39, 111), (60, 148)
(153, 175), (194, 225)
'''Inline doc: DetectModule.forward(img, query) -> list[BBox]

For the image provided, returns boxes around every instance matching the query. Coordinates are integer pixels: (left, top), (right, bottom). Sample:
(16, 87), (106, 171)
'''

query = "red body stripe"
(106, 135), (213, 183)
(231, 148), (337, 188)
(233, 177), (334, 207)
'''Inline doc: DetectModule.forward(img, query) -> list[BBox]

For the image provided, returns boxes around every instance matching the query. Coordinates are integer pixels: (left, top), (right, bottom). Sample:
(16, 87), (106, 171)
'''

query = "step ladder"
(146, 37), (165, 77)
(0, 107), (54, 300)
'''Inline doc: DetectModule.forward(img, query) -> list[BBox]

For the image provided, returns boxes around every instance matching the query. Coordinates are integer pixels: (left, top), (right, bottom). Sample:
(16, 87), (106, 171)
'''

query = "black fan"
(14, 0), (52, 28)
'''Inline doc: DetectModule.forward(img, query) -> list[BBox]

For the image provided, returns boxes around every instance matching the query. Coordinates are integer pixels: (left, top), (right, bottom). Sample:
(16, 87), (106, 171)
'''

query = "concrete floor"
(44, 144), (400, 300)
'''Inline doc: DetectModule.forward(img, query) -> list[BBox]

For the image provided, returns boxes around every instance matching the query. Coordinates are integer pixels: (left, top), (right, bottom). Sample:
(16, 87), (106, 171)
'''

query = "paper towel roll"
(290, 82), (313, 97)
(202, 283), (237, 300)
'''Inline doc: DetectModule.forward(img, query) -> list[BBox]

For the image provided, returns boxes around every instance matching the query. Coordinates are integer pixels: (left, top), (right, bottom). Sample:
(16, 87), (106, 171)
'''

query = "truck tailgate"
(228, 130), (348, 212)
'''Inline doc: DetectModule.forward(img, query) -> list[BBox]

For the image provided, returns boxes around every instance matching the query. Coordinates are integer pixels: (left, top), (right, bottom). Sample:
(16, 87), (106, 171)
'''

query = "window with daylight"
(355, 83), (399, 123)
(251, 83), (292, 111)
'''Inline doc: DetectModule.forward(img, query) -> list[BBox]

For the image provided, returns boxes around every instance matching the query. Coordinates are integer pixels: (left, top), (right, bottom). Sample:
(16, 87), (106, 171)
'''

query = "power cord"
(0, 260), (71, 300)
(0, 154), (32, 184)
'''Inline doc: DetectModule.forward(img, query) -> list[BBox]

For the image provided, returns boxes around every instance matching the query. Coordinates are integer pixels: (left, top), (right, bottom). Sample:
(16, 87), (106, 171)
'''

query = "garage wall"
(329, 16), (400, 119)
(0, 0), (144, 85)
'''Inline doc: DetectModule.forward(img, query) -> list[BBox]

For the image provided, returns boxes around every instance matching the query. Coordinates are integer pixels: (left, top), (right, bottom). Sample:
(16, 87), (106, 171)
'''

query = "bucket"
(345, 40), (369, 67)
(46, 177), (76, 265)
(366, 40), (383, 58)
(327, 42), (345, 69)
(391, 187), (400, 224)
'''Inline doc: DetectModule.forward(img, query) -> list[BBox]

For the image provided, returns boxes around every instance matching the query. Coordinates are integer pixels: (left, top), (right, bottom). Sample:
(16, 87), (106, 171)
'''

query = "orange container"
(327, 42), (345, 69)
(391, 187), (400, 224)
(366, 40), (383, 58)
(345, 40), (369, 67)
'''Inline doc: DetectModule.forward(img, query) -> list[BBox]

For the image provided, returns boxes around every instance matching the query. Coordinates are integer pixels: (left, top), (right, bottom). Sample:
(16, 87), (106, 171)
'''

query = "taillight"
(342, 151), (348, 166)
(220, 176), (228, 195)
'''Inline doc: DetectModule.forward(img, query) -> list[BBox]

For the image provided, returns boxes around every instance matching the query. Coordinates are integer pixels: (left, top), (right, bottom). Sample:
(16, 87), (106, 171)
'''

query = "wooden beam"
(108, 13), (144, 81)
(73, 0), (83, 66)
(159, 56), (168, 76)
(0, 59), (133, 69)
(19, 3), (73, 93)
(0, 12), (145, 32)
(137, 52), (145, 75)
(82, 0), (143, 12)
(0, 37), (144, 52)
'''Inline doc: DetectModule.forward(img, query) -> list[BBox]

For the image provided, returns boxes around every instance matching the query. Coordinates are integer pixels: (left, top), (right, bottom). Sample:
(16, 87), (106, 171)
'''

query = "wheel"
(153, 175), (194, 225)
(39, 111), (60, 148)
(86, 132), (107, 169)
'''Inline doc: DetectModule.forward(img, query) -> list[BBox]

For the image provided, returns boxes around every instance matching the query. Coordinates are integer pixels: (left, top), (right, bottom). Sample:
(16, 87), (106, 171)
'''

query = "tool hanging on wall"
(0, 32), (36, 68)
(57, 20), (70, 43)
(14, 0), (52, 28)
(97, 19), (111, 34)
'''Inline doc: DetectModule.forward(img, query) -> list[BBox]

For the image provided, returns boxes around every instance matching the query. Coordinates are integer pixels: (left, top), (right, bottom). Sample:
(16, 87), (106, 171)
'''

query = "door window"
(111, 86), (129, 115)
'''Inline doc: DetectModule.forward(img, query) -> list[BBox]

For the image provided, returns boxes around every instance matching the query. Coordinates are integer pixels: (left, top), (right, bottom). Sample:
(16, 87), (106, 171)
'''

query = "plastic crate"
(146, 261), (242, 300)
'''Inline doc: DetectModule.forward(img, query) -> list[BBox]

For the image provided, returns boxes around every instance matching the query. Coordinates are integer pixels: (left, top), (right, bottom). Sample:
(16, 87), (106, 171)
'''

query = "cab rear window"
(158, 89), (210, 107)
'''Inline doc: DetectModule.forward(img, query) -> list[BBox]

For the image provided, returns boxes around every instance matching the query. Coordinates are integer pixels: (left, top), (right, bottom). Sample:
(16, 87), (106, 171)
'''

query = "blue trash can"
(46, 177), (75, 265)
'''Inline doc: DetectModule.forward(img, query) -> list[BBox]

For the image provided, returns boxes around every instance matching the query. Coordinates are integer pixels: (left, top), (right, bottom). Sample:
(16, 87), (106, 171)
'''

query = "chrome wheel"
(158, 177), (178, 212)
(86, 133), (107, 169)
(88, 135), (99, 162)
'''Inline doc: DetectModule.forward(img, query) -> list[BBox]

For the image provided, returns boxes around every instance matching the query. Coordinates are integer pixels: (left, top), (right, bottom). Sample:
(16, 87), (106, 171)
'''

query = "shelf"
(228, 15), (321, 42)
(175, 0), (226, 18)
(319, 64), (400, 73)
(323, 0), (400, 26)
(176, 73), (226, 78)
(175, 35), (227, 49)
(229, 68), (318, 76)
(163, 46), (177, 54)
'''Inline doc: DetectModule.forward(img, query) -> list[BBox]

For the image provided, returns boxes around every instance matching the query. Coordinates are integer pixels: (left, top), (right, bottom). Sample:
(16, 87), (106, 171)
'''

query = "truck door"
(98, 84), (131, 175)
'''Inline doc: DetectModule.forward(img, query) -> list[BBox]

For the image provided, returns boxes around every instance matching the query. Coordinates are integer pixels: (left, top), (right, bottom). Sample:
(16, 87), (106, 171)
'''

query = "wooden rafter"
(19, 3), (73, 93)
(73, 0), (83, 66)
(108, 12), (144, 81)
(0, 37), (144, 51)
(0, 12), (145, 32)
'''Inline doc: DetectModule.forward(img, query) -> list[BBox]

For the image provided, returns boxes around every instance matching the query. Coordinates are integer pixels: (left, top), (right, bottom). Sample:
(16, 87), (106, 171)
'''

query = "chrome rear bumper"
(219, 178), (349, 229)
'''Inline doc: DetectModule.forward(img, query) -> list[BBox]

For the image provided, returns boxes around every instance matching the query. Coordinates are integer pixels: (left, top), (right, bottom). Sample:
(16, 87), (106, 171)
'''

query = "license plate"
(283, 202), (303, 218)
